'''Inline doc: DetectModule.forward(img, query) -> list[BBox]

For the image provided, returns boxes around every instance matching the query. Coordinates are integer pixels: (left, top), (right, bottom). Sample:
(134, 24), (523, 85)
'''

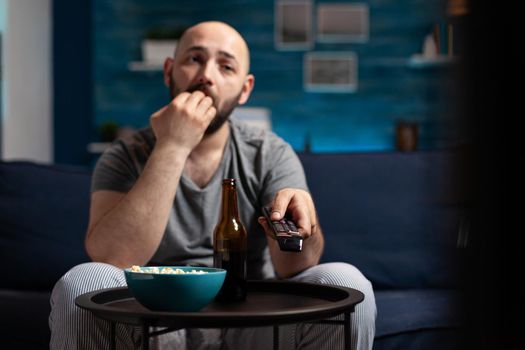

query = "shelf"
(87, 142), (111, 154)
(407, 54), (456, 69)
(128, 61), (163, 72)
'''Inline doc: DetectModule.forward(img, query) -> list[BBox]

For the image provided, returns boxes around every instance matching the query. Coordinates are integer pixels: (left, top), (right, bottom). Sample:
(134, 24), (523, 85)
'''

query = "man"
(49, 21), (376, 349)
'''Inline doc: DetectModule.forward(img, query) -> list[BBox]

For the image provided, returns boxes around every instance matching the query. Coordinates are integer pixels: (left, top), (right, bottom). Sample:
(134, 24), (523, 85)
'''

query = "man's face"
(166, 22), (253, 135)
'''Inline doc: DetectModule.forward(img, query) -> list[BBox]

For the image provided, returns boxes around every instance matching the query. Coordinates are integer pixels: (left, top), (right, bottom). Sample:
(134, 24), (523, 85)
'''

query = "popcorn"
(129, 265), (207, 274)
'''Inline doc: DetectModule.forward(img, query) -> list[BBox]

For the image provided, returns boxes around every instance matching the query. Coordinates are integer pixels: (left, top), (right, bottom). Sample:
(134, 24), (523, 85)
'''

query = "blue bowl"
(124, 266), (226, 312)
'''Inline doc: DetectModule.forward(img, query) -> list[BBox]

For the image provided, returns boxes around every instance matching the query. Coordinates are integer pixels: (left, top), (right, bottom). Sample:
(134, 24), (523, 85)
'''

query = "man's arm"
(259, 188), (325, 279)
(85, 143), (188, 268)
(85, 91), (216, 268)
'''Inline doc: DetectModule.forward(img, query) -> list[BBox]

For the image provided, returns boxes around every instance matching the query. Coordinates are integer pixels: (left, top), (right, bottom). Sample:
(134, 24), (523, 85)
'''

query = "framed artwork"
(304, 52), (358, 93)
(317, 3), (369, 43)
(275, 0), (313, 50)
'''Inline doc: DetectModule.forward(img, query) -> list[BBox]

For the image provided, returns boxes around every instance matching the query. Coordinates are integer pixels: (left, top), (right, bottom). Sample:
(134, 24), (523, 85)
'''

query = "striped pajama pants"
(49, 262), (376, 350)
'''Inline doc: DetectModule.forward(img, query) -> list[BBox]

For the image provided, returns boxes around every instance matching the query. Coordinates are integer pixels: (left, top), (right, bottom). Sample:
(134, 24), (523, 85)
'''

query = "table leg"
(273, 325), (279, 350)
(344, 311), (351, 350)
(110, 322), (116, 350)
(142, 324), (150, 350)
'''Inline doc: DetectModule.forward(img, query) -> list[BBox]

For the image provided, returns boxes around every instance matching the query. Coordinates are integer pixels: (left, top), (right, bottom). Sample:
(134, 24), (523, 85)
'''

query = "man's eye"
(189, 56), (202, 63)
(222, 65), (234, 72)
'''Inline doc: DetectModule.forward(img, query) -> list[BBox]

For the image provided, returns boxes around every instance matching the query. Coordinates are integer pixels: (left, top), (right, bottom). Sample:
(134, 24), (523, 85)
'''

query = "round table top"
(75, 280), (364, 329)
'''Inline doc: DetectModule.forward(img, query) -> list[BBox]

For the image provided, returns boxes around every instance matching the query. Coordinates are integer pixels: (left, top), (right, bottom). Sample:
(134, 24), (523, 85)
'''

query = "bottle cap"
(222, 178), (236, 186)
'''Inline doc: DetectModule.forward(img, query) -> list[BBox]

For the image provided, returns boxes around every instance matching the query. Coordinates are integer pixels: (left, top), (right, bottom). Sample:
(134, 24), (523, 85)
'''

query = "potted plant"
(142, 27), (184, 64)
(99, 121), (119, 142)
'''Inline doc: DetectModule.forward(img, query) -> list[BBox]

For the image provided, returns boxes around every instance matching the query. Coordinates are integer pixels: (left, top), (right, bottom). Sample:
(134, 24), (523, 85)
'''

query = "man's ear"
(238, 74), (255, 105)
(163, 57), (174, 87)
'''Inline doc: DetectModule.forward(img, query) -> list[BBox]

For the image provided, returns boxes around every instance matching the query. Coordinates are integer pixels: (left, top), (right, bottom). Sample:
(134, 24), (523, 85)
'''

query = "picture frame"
(317, 3), (369, 43)
(275, 0), (313, 50)
(304, 52), (358, 93)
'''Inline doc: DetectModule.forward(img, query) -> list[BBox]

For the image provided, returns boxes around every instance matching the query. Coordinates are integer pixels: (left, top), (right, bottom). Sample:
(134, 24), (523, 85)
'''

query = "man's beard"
(169, 78), (242, 135)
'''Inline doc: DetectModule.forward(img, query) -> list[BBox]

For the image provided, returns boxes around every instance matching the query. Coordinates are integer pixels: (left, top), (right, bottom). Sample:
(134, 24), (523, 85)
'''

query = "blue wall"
(53, 0), (93, 165)
(88, 0), (463, 158)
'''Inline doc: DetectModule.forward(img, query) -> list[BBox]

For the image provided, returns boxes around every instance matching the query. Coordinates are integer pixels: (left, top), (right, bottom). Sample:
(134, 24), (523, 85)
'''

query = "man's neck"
(188, 122), (230, 161)
(183, 122), (230, 188)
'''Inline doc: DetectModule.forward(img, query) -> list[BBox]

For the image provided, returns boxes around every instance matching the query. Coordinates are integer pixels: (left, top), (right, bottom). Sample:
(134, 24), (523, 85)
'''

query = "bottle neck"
(220, 181), (240, 221)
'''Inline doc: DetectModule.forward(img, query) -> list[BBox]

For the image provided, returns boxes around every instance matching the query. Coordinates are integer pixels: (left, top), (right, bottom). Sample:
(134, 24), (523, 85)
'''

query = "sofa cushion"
(0, 289), (51, 348)
(373, 328), (462, 350)
(374, 289), (463, 337)
(299, 151), (468, 289)
(373, 289), (463, 349)
(0, 161), (91, 290)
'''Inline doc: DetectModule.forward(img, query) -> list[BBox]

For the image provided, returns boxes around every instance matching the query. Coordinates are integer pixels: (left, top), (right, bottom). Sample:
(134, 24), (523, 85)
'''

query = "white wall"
(1, 0), (52, 162)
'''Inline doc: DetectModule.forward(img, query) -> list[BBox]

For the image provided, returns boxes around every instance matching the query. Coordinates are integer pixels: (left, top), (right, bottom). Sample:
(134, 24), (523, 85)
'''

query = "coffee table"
(76, 280), (364, 350)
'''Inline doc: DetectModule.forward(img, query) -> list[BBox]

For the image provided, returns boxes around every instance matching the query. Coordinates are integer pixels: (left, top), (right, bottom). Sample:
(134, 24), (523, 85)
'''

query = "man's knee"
(290, 263), (376, 349)
(293, 262), (376, 318)
(295, 262), (371, 288)
(49, 263), (126, 330)
(51, 262), (126, 304)
(49, 263), (130, 349)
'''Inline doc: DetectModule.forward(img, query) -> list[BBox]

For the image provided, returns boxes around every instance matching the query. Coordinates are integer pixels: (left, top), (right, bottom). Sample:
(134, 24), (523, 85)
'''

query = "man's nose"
(197, 61), (215, 86)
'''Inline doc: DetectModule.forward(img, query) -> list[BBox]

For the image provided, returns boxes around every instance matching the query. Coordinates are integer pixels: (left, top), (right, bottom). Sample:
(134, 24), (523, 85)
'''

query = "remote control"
(262, 206), (303, 252)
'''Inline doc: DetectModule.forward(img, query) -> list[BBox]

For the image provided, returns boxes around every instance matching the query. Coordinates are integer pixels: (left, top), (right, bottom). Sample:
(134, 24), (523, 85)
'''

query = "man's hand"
(268, 188), (319, 239)
(150, 91), (217, 152)
(258, 188), (324, 278)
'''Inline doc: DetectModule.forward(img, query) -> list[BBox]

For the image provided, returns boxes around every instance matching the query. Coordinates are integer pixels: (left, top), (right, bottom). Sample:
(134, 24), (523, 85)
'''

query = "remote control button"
(274, 222), (285, 232)
(287, 221), (298, 232)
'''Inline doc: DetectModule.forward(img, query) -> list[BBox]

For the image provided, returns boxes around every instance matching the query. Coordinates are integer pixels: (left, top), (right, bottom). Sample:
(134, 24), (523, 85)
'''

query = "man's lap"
(50, 262), (374, 350)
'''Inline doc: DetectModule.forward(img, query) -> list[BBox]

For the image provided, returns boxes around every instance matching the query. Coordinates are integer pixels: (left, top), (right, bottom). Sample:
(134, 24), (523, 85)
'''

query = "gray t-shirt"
(91, 118), (308, 279)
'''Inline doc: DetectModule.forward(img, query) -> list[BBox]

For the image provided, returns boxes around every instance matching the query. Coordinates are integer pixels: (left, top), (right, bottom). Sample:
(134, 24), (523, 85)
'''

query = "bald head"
(176, 21), (251, 74)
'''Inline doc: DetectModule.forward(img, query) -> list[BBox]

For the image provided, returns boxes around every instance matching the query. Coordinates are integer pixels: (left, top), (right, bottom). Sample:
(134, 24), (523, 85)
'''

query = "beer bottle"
(213, 178), (247, 301)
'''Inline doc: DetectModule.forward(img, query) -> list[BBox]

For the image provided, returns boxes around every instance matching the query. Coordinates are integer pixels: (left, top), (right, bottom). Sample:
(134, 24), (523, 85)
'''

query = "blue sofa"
(0, 150), (466, 348)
